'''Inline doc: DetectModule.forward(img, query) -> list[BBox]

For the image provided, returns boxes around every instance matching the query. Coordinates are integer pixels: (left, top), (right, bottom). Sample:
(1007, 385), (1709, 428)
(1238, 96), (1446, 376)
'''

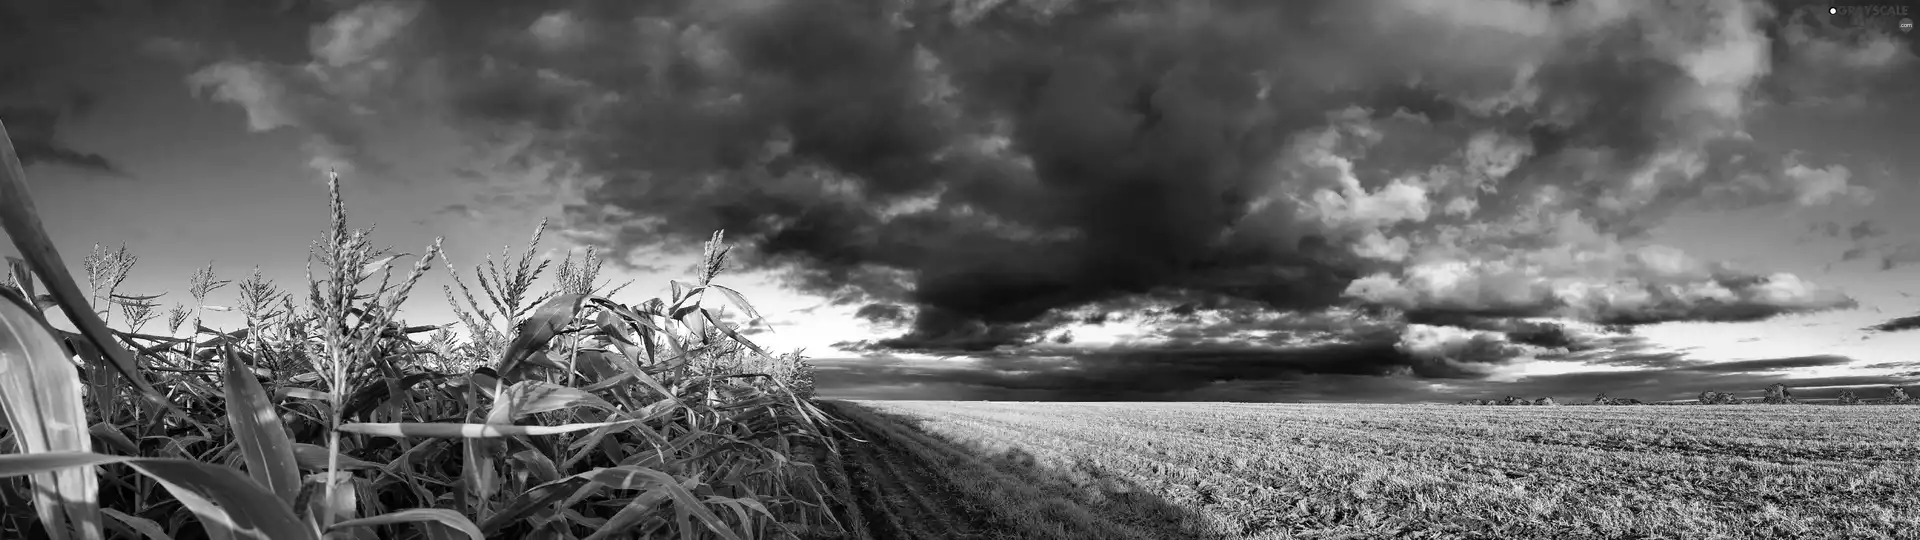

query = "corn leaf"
(461, 425), (496, 521)
(0, 286), (99, 540)
(329, 509), (481, 540)
(0, 452), (319, 540)
(582, 467), (741, 540)
(100, 508), (171, 540)
(495, 294), (585, 381)
(277, 387), (332, 402)
(221, 342), (301, 505)
(337, 418), (648, 439)
(357, 254), (406, 282)
(88, 423), (139, 456)
(580, 487), (672, 540)
(509, 450), (559, 485)
(476, 476), (592, 535)
(341, 372), (436, 421)
(705, 285), (765, 329)
(700, 309), (766, 358)
(289, 443), (382, 472)
(493, 381), (615, 423)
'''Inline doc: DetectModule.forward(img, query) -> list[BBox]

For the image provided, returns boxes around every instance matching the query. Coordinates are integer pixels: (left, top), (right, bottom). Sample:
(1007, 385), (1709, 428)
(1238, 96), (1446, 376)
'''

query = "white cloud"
(188, 62), (301, 132)
(312, 1), (421, 67)
(1784, 161), (1869, 206)
(528, 11), (585, 51)
(185, 1), (425, 176)
(1395, 324), (1531, 373)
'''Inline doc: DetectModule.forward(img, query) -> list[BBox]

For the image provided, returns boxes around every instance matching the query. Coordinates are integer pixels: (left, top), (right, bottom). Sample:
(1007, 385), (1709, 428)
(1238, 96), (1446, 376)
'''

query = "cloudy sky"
(5, 0), (1919, 403)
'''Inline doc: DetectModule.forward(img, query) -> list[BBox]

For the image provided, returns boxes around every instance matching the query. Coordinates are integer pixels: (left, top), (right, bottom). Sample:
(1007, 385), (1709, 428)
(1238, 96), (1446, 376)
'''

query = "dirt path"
(809, 402), (1019, 540)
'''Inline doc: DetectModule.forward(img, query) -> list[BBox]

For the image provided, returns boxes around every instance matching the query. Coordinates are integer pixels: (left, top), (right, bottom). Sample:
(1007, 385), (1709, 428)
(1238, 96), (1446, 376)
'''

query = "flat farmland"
(807, 401), (1920, 540)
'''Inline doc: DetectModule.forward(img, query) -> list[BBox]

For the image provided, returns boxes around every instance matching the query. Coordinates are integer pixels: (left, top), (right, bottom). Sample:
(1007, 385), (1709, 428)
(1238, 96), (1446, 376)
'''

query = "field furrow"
(821, 400), (1920, 540)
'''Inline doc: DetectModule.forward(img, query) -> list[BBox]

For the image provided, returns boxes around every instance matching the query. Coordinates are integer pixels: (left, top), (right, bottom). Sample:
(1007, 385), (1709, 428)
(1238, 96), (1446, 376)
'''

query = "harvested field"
(809, 400), (1920, 540)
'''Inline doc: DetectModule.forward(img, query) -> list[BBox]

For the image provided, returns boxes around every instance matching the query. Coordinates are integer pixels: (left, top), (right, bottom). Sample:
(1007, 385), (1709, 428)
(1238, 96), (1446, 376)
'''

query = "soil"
(804, 403), (1018, 540)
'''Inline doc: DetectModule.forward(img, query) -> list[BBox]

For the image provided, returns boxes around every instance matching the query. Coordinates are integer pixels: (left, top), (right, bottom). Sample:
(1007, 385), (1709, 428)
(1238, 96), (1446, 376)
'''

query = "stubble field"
(806, 401), (1920, 540)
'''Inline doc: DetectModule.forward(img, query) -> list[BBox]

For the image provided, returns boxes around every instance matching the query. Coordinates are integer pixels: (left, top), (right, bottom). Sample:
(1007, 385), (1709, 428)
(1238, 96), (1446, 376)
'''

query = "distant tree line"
(1456, 385), (1917, 405)
(1456, 396), (1558, 406)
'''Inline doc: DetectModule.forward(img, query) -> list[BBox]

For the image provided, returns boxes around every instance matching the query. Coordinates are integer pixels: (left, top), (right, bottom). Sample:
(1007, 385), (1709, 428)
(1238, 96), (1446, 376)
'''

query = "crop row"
(850, 400), (1920, 539)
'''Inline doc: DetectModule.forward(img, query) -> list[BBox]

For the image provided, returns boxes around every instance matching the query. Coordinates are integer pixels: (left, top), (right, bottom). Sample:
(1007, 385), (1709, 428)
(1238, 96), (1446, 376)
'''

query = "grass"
(824, 400), (1920, 540)
(0, 122), (845, 540)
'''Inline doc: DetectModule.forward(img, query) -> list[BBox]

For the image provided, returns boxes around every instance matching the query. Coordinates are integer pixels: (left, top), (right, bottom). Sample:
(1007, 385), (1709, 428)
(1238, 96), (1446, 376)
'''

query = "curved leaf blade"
(492, 381), (615, 423)
(475, 476), (590, 536)
(0, 286), (98, 540)
(290, 443), (381, 472)
(337, 418), (646, 439)
(0, 453), (318, 540)
(100, 508), (171, 540)
(222, 342), (300, 505)
(586, 467), (741, 540)
(495, 293), (585, 380)
(0, 452), (121, 478)
(706, 285), (765, 329)
(328, 509), (481, 540)
(129, 459), (319, 540)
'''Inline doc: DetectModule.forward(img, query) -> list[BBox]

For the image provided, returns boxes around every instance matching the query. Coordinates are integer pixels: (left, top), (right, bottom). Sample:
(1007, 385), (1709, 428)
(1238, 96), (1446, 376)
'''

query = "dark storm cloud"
(1444, 372), (1911, 404)
(859, 313), (1060, 352)
(1810, 217), (1914, 269)
(0, 105), (119, 174)
(817, 309), (1661, 401)
(105, 0), (1896, 365)
(182, 0), (427, 177)
(815, 334), (1509, 402)
(1670, 354), (1854, 373)
(1254, 373), (1918, 404)
(1502, 335), (1856, 374)
(0, 0), (119, 175)
(1501, 323), (1599, 351)
(486, 0), (1352, 337)
(853, 303), (909, 325)
(2, 0), (338, 176)
(1866, 313), (1920, 333)
(1550, 348), (1692, 370)
(1836, 239), (1920, 271)
(1848, 220), (1889, 241)
(817, 369), (1463, 403)
(432, 203), (483, 222)
(1808, 219), (1888, 243)
(275, 0), (1863, 351)
(1405, 312), (1649, 351)
(815, 348), (1905, 403)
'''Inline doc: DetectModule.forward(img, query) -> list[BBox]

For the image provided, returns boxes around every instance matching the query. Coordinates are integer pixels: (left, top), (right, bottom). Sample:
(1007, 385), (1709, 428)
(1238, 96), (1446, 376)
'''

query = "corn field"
(0, 121), (845, 539)
(819, 400), (1920, 539)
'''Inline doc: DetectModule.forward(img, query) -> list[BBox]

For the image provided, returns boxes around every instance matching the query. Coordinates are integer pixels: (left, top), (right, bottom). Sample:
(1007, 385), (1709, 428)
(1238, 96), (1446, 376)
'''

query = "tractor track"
(808, 402), (1019, 540)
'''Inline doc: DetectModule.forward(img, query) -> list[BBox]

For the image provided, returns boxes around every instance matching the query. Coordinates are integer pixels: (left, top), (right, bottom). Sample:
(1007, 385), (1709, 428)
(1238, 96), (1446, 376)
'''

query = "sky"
(3, 0), (1919, 404)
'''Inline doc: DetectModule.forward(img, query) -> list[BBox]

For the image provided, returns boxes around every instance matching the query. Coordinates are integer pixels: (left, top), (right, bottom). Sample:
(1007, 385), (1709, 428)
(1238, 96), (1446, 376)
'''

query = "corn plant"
(0, 120), (845, 539)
